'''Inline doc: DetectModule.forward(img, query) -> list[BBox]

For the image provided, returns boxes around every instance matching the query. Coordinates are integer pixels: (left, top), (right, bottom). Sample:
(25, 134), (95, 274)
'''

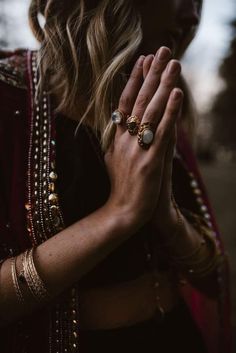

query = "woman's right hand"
(104, 47), (183, 230)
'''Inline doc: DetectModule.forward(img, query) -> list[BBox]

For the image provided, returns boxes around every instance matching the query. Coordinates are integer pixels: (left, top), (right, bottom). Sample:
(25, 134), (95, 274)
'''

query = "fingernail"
(172, 89), (183, 101)
(157, 47), (171, 61)
(137, 55), (145, 67)
(168, 60), (181, 75)
(145, 54), (154, 63)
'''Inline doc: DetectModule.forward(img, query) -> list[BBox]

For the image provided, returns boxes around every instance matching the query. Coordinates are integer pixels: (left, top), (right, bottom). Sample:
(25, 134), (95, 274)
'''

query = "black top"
(55, 114), (196, 289)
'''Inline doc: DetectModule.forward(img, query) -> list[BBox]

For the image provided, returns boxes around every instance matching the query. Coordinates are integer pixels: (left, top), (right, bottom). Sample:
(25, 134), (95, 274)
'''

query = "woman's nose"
(177, 0), (201, 28)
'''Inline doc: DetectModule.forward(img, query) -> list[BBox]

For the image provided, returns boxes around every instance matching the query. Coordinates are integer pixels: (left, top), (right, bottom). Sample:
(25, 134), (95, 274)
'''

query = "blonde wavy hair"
(28, 0), (143, 151)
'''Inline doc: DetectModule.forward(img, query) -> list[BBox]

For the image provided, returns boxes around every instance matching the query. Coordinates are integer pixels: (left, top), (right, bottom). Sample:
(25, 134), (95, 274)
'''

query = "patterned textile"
(0, 49), (231, 353)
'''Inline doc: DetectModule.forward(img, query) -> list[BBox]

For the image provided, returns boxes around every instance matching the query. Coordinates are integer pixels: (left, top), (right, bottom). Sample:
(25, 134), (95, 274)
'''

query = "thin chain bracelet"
(168, 199), (221, 278)
(180, 231), (222, 278)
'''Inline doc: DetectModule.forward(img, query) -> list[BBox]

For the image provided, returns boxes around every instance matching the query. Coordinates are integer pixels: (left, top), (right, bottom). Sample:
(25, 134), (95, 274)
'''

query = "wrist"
(152, 204), (181, 238)
(102, 200), (141, 240)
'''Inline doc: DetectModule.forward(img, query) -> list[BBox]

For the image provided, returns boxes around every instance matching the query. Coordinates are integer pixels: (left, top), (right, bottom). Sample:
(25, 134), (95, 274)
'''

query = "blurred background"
(0, 0), (235, 347)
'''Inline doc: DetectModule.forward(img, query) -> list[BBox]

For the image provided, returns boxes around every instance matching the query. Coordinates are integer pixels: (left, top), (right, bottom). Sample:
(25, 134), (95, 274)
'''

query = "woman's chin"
(139, 38), (178, 57)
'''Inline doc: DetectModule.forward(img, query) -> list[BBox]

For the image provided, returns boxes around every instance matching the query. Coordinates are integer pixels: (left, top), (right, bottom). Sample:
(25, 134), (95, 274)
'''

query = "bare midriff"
(78, 271), (180, 330)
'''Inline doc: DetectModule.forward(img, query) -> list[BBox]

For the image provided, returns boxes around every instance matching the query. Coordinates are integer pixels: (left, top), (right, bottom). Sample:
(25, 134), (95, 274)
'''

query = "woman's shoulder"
(0, 49), (28, 129)
(0, 48), (28, 90)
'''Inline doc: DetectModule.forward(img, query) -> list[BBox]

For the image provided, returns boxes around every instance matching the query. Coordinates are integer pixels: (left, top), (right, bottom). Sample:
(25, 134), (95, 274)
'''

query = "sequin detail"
(0, 50), (27, 89)
(26, 51), (79, 353)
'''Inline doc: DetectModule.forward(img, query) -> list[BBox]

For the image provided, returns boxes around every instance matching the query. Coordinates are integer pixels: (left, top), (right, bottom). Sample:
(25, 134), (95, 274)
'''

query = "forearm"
(154, 207), (204, 256)
(173, 217), (221, 297)
(152, 208), (222, 297)
(0, 202), (135, 326)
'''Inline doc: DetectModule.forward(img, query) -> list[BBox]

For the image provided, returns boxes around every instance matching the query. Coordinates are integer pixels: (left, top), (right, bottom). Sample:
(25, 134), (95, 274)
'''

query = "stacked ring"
(111, 110), (124, 125)
(138, 122), (155, 149)
(126, 115), (141, 135)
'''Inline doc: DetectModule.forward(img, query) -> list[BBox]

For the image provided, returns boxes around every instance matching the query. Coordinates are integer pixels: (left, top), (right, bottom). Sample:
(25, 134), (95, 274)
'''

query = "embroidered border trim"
(26, 50), (79, 353)
(175, 150), (228, 350)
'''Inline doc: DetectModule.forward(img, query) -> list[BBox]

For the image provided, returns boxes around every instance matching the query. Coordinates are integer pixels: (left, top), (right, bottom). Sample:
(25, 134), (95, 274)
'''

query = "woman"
(0, 0), (231, 352)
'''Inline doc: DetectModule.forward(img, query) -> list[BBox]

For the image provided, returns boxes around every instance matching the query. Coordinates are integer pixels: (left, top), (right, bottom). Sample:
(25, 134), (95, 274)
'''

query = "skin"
(137, 0), (203, 58)
(0, 0), (217, 328)
(107, 0), (204, 242)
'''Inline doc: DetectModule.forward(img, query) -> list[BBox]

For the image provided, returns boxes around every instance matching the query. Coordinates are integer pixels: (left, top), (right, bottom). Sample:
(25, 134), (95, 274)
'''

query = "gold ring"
(138, 122), (155, 149)
(111, 110), (124, 125)
(126, 115), (141, 135)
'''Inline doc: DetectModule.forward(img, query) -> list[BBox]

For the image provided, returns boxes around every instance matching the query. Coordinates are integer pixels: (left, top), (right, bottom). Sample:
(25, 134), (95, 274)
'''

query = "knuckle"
(151, 64), (163, 76)
(139, 158), (152, 175)
(143, 108), (157, 122)
(161, 76), (174, 90)
(135, 94), (150, 110)
(130, 71), (140, 81)
(119, 95), (131, 109)
(104, 151), (111, 165)
(157, 126), (169, 143)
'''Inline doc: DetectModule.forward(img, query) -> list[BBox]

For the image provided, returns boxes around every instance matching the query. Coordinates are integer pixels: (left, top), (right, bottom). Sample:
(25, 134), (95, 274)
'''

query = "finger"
(177, 98), (183, 122)
(143, 54), (154, 79)
(141, 60), (181, 129)
(118, 55), (145, 129)
(160, 126), (177, 203)
(131, 47), (172, 120)
(151, 88), (183, 153)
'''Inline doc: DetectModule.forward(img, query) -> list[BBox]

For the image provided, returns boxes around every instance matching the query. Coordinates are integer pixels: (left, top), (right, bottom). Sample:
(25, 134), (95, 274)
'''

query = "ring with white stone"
(126, 115), (141, 135)
(111, 110), (124, 125)
(138, 122), (155, 149)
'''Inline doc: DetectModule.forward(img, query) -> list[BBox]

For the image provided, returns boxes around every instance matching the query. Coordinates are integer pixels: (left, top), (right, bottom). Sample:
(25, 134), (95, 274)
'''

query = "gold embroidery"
(0, 50), (27, 89)
(26, 51), (79, 353)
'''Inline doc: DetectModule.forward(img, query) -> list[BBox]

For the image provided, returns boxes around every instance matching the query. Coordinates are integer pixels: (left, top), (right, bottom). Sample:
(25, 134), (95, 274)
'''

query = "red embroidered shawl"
(0, 50), (231, 353)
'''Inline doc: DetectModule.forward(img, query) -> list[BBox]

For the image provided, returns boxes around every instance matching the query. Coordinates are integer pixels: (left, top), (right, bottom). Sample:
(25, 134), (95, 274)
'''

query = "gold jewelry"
(138, 122), (155, 149)
(160, 195), (185, 249)
(126, 115), (141, 135)
(11, 257), (24, 303)
(161, 195), (221, 278)
(21, 248), (49, 303)
(169, 208), (221, 278)
(144, 241), (165, 323)
(184, 227), (222, 278)
(111, 110), (124, 125)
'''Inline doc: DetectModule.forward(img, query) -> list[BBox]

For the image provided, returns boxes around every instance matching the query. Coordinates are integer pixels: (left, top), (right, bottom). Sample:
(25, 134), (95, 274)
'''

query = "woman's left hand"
(151, 127), (179, 236)
(143, 55), (181, 236)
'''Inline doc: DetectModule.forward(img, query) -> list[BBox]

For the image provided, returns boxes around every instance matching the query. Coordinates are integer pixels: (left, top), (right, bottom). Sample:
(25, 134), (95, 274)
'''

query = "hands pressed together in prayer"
(105, 46), (183, 234)
(104, 47), (220, 289)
